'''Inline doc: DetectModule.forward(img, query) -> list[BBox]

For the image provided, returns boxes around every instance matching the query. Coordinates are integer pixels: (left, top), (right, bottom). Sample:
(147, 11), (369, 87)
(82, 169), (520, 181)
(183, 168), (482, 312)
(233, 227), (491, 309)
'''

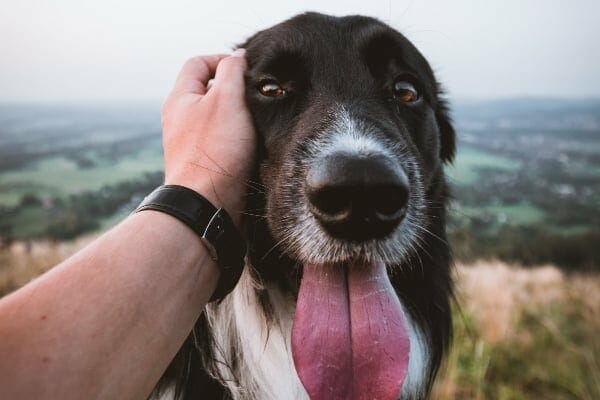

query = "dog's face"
(156, 14), (455, 400)
(242, 12), (455, 269)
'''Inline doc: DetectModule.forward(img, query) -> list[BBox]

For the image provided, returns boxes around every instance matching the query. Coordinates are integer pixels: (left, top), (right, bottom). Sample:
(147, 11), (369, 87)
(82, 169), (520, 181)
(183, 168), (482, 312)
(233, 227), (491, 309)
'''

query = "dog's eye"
(259, 81), (286, 97)
(393, 80), (419, 103)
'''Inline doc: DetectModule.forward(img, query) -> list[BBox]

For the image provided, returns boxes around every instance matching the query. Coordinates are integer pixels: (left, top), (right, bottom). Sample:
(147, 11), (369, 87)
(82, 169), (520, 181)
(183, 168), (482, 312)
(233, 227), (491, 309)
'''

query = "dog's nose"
(306, 153), (409, 241)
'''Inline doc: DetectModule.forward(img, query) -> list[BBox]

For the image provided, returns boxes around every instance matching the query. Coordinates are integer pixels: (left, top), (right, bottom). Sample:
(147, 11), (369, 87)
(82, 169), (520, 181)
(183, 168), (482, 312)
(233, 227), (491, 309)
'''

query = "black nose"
(306, 152), (409, 241)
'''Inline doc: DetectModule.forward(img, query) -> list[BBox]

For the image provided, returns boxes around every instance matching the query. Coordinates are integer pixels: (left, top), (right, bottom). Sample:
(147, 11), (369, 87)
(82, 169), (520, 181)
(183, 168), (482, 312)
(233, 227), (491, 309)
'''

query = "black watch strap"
(135, 185), (246, 302)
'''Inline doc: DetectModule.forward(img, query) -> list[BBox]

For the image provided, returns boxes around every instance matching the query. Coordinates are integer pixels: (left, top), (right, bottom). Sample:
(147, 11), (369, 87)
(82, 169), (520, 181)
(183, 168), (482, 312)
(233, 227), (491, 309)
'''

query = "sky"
(1, 0), (599, 102)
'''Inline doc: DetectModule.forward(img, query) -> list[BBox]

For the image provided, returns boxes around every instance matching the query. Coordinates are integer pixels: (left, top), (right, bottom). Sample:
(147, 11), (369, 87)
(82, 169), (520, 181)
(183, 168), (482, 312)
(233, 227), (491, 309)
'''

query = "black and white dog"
(154, 12), (455, 400)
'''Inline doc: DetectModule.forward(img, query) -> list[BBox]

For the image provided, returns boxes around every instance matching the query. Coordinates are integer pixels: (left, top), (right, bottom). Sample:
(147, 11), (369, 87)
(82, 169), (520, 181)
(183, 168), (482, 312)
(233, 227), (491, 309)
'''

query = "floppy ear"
(435, 95), (456, 163)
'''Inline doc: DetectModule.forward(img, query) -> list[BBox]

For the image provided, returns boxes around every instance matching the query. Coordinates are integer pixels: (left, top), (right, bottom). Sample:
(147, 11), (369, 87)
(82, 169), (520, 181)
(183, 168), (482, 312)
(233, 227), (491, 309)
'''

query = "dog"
(153, 12), (455, 400)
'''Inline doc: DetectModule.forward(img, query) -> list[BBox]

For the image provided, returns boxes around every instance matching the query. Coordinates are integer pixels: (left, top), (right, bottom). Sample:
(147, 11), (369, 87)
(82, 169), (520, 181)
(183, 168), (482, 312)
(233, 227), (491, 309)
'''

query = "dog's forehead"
(244, 12), (431, 79)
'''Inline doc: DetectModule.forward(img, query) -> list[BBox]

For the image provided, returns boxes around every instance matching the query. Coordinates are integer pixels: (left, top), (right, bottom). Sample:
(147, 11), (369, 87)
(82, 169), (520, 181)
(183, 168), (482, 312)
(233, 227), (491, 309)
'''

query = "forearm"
(0, 211), (219, 399)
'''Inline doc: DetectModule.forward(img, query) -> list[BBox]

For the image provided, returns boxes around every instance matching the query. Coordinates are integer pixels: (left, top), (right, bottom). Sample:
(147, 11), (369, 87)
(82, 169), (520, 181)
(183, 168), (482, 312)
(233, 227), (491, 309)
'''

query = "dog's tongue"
(292, 262), (410, 400)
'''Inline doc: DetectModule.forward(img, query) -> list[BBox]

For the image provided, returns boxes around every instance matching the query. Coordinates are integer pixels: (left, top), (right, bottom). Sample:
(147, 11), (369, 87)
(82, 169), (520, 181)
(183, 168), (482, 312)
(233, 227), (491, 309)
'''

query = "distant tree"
(19, 193), (42, 207)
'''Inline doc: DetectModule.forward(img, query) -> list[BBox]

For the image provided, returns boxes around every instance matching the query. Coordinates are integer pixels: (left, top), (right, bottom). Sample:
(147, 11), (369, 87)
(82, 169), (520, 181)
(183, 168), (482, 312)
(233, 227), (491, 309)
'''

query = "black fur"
(153, 12), (455, 400)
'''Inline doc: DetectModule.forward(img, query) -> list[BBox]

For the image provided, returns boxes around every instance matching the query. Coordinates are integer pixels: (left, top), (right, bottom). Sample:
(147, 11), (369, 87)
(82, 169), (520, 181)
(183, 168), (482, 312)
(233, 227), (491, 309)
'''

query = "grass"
(483, 202), (546, 224)
(5, 206), (51, 238)
(0, 241), (598, 399)
(448, 145), (521, 186)
(0, 237), (95, 297)
(0, 185), (28, 208)
(433, 262), (600, 400)
(456, 201), (547, 226)
(0, 143), (163, 207)
(550, 224), (591, 236)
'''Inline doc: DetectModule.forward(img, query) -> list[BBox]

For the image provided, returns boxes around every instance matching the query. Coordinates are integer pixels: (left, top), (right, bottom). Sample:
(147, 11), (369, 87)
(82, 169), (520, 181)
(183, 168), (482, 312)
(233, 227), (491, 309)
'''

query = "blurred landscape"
(0, 99), (599, 399)
(448, 99), (600, 270)
(1, 99), (599, 269)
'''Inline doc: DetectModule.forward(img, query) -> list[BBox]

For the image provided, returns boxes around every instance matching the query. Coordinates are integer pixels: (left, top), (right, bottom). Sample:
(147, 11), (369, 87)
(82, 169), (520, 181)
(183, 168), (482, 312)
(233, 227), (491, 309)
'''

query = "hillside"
(1, 238), (597, 399)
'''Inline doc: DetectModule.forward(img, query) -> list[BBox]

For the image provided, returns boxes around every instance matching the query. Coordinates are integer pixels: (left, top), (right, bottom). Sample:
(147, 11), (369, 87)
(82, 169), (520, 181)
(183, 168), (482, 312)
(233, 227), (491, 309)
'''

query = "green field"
(4, 206), (50, 238)
(448, 145), (521, 186)
(458, 202), (547, 226)
(0, 143), (163, 207)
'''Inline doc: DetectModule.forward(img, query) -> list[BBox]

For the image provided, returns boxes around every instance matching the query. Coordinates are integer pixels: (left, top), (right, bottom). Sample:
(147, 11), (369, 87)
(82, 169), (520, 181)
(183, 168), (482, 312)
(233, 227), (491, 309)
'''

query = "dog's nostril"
(307, 186), (352, 220)
(372, 184), (409, 219)
(306, 152), (410, 240)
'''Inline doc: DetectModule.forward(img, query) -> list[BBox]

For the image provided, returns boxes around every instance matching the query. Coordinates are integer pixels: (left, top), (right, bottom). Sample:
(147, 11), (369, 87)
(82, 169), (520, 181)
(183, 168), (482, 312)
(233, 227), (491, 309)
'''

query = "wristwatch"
(135, 185), (246, 302)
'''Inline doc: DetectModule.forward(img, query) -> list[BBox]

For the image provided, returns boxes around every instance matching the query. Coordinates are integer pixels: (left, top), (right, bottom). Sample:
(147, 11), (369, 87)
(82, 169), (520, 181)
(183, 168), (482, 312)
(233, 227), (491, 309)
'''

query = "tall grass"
(1, 241), (598, 399)
(433, 262), (600, 400)
(0, 237), (93, 297)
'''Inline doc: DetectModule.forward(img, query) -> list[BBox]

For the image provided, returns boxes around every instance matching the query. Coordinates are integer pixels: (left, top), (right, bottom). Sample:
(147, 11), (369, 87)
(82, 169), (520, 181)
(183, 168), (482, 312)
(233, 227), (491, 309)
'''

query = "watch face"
(203, 208), (228, 247)
(203, 208), (247, 302)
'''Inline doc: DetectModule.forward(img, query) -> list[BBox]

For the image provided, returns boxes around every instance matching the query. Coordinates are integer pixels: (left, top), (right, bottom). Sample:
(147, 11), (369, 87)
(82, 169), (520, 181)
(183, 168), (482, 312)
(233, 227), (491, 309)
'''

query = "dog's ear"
(235, 33), (258, 52)
(235, 40), (249, 51)
(435, 94), (456, 163)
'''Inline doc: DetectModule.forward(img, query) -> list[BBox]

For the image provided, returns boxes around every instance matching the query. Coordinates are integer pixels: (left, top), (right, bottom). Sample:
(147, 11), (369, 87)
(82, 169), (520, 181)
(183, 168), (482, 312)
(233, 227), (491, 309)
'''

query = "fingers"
(210, 49), (247, 99)
(171, 54), (228, 96)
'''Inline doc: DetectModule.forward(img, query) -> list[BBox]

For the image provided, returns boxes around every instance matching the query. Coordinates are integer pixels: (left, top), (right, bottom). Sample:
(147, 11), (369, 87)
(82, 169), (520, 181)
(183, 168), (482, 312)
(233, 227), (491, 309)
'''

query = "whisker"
(238, 211), (267, 219)
(260, 230), (296, 263)
(406, 220), (450, 247)
(186, 161), (266, 193)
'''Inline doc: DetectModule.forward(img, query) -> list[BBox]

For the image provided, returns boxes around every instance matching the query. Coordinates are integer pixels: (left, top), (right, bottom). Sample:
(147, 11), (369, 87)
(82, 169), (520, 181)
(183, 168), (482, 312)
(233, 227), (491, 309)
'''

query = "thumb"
(211, 49), (247, 97)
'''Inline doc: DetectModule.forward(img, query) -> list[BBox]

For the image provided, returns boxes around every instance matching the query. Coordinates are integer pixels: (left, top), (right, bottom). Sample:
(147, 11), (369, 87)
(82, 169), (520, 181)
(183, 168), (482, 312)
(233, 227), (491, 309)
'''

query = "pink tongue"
(291, 262), (410, 400)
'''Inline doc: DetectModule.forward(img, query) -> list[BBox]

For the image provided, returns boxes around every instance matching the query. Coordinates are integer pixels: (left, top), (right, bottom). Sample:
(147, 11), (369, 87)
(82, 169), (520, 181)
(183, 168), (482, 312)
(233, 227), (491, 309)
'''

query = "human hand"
(161, 50), (255, 226)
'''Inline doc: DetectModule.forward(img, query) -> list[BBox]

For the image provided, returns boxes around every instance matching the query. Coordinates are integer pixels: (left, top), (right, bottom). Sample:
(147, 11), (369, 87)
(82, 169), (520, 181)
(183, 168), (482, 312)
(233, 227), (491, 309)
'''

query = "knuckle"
(219, 56), (244, 72)
(183, 56), (202, 68)
(181, 56), (207, 75)
(211, 84), (239, 102)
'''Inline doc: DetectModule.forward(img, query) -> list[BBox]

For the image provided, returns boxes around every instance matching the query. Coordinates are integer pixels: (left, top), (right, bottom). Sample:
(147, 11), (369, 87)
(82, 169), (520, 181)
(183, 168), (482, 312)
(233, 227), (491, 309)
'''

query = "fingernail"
(231, 48), (246, 58)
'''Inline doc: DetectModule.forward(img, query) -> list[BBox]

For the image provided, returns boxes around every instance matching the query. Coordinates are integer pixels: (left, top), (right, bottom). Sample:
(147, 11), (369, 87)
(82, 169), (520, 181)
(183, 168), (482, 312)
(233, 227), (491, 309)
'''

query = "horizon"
(2, 95), (600, 107)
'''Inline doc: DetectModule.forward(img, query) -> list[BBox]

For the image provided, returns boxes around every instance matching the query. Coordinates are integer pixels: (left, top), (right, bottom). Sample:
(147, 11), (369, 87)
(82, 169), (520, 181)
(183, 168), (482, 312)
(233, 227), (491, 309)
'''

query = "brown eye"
(393, 80), (419, 103)
(259, 81), (286, 97)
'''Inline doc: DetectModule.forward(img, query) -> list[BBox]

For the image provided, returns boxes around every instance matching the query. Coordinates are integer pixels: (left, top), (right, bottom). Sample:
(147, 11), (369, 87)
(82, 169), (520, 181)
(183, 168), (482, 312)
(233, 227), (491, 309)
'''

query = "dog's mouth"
(291, 261), (410, 400)
(262, 114), (425, 398)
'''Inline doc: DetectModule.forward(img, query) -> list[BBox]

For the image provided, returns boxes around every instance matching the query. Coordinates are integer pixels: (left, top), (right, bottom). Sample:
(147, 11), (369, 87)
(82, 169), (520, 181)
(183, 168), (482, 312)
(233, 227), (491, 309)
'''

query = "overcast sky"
(1, 0), (599, 102)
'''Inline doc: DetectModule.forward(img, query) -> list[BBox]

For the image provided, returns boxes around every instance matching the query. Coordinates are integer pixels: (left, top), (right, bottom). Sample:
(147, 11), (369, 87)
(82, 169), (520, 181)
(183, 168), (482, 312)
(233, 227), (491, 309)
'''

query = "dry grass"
(0, 236), (93, 297)
(433, 262), (600, 400)
(457, 262), (577, 343)
(1, 241), (598, 399)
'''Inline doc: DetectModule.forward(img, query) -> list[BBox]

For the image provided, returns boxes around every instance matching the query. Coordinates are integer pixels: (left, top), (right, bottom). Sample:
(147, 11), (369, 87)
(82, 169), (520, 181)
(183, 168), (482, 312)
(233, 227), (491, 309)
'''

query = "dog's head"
(238, 13), (455, 399)
(155, 13), (455, 400)
(241, 12), (455, 268)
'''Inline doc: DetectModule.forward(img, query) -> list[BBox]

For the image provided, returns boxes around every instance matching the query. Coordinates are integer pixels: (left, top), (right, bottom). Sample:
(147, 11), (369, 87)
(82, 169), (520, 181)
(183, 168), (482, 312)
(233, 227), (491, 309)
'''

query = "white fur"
(199, 267), (429, 400)
(307, 106), (395, 159)
(203, 268), (309, 400)
(401, 306), (429, 399)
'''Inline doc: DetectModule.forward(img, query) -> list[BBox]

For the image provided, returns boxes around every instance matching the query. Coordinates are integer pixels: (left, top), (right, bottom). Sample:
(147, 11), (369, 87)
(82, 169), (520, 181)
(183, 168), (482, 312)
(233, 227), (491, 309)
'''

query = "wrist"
(135, 185), (246, 302)
(164, 173), (244, 226)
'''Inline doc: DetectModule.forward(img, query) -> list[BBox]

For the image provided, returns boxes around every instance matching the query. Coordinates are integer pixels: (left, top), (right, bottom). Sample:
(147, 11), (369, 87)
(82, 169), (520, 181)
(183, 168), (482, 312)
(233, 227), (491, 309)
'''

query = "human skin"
(0, 49), (255, 400)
